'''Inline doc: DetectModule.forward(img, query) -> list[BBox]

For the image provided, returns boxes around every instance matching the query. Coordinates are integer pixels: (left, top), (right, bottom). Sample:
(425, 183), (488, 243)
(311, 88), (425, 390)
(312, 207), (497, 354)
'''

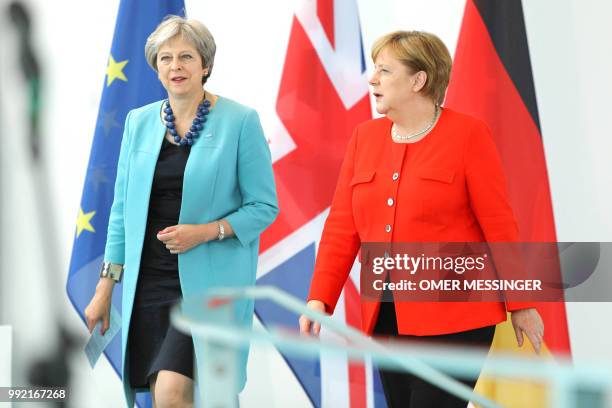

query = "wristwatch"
(217, 221), (225, 241)
(99, 261), (124, 282)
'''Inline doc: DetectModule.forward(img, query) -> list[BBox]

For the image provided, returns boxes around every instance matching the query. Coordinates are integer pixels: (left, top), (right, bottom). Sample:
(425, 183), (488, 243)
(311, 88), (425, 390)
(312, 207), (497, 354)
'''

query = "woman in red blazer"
(299, 31), (544, 408)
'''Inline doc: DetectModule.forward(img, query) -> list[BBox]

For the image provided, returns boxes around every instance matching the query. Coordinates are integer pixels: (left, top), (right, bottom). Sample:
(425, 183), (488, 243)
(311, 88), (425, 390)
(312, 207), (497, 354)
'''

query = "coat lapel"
(179, 98), (224, 225)
(121, 101), (166, 396)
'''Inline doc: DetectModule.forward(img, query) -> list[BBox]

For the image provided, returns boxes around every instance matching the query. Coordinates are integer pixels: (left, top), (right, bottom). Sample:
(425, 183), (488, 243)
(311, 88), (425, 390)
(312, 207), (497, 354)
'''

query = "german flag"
(445, 1), (571, 406)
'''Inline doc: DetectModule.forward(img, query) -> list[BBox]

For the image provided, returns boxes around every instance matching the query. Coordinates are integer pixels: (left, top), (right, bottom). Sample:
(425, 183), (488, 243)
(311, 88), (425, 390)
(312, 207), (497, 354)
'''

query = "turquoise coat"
(103, 97), (279, 406)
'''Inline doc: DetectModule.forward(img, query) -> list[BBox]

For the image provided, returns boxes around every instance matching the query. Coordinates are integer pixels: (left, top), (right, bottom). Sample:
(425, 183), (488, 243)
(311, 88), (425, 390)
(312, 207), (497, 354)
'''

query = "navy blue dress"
(128, 137), (194, 389)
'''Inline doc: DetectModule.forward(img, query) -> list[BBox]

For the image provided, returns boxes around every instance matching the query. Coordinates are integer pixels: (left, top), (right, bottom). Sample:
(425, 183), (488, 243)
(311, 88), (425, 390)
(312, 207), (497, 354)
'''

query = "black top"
(134, 137), (190, 307)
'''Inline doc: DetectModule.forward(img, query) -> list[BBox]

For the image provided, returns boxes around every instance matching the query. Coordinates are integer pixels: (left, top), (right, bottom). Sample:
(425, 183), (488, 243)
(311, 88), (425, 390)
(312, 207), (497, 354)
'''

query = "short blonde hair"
(145, 15), (216, 84)
(371, 31), (452, 105)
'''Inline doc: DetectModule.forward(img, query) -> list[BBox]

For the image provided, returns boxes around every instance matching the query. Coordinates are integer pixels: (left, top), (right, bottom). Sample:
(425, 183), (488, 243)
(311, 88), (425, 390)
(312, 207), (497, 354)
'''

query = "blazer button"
(387, 198), (394, 206)
(385, 224), (392, 233)
(392, 172), (399, 181)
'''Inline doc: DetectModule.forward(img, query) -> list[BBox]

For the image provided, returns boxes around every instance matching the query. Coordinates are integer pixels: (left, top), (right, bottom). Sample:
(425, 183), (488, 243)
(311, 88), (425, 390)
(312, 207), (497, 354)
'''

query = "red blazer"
(308, 108), (527, 336)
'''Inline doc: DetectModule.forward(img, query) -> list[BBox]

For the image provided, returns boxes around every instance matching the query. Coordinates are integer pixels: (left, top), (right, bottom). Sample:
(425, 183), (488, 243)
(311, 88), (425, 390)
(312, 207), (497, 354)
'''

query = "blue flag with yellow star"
(66, 1), (185, 406)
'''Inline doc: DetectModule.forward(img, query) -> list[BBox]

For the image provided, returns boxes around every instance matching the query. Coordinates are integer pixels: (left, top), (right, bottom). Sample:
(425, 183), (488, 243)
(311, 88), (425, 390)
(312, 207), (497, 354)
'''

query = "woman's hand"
(157, 224), (215, 254)
(84, 279), (114, 335)
(511, 307), (544, 354)
(299, 300), (327, 336)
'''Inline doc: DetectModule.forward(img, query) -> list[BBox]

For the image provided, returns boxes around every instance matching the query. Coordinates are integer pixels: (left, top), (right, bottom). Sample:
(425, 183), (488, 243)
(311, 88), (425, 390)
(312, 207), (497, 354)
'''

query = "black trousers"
(373, 301), (495, 408)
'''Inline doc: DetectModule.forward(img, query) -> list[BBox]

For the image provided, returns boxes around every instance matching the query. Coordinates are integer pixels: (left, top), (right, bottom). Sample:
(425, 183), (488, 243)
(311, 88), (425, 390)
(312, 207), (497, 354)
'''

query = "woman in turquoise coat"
(84, 16), (278, 407)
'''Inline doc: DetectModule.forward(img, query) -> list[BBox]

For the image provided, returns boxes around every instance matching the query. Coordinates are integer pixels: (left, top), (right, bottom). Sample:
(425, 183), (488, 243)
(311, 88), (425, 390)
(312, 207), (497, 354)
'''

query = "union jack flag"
(254, 0), (386, 406)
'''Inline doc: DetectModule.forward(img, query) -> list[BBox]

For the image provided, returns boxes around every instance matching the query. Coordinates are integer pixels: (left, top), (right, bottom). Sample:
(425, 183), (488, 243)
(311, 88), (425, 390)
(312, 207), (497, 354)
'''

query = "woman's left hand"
(157, 224), (213, 254)
(510, 307), (544, 354)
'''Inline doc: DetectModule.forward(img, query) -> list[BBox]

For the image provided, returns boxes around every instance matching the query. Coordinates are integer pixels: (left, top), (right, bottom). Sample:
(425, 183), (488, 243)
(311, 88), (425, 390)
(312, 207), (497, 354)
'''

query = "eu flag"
(66, 1), (185, 406)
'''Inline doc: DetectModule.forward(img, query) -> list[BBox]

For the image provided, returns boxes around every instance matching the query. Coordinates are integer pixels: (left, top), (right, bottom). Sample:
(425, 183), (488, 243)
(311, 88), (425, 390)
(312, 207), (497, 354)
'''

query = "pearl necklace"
(163, 98), (211, 146)
(391, 106), (441, 142)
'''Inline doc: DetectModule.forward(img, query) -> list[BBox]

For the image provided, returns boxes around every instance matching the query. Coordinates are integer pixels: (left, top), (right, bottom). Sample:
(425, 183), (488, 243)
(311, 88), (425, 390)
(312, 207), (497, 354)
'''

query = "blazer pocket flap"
(419, 168), (455, 183)
(350, 171), (376, 186)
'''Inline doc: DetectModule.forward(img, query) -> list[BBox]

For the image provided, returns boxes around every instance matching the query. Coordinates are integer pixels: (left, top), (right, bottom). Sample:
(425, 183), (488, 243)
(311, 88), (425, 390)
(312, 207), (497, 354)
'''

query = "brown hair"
(371, 31), (452, 105)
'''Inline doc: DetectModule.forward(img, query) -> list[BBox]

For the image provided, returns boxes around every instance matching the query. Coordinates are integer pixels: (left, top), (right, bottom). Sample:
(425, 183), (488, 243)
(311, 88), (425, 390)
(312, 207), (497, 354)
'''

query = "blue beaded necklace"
(163, 98), (211, 146)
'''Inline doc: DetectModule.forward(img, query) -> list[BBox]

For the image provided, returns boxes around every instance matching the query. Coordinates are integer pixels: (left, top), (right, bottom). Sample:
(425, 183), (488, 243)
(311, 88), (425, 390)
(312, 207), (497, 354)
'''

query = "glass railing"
(171, 286), (612, 408)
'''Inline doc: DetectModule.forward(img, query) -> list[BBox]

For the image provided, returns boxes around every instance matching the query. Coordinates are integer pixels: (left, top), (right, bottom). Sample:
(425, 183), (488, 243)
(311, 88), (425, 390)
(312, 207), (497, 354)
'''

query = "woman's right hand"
(299, 300), (327, 336)
(84, 278), (114, 335)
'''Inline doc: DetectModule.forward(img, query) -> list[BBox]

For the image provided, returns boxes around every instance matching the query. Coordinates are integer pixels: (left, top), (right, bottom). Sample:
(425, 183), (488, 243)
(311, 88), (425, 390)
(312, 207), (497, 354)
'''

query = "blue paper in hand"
(84, 305), (121, 368)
